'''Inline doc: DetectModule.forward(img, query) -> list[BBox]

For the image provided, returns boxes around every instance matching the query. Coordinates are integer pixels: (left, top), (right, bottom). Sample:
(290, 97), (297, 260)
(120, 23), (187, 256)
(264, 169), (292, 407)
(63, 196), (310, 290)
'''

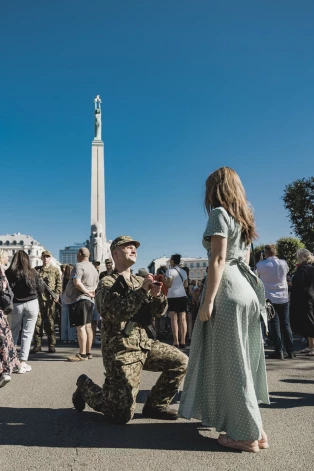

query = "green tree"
(282, 177), (314, 252)
(276, 237), (305, 273)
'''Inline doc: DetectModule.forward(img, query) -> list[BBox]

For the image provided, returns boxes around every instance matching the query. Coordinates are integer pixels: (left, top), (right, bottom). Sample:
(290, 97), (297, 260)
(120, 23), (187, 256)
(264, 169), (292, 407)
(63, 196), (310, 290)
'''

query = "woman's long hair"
(205, 167), (258, 244)
(6, 250), (37, 288)
(62, 264), (73, 292)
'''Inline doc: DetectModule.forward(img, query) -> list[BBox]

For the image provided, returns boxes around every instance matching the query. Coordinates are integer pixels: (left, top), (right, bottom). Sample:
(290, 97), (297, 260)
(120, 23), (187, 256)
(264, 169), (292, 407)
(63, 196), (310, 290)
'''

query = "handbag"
(0, 274), (14, 314)
(265, 298), (276, 321)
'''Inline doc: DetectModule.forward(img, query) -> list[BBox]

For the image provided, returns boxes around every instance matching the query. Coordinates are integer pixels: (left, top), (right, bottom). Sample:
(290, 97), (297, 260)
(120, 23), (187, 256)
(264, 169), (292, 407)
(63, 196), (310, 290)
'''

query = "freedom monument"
(89, 95), (111, 264)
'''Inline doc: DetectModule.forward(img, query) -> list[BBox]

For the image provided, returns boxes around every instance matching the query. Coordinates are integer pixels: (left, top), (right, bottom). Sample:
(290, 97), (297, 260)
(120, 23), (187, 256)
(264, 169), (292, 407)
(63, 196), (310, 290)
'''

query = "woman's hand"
(199, 301), (214, 322)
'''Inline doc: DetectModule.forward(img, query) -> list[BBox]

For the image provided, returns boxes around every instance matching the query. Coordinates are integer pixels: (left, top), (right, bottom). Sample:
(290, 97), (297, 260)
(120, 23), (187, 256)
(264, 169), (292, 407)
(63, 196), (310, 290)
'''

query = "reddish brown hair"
(205, 167), (258, 244)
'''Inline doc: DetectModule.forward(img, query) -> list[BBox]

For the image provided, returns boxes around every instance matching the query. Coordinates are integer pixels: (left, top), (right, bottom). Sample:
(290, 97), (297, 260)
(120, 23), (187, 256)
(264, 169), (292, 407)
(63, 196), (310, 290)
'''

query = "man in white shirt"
(257, 244), (294, 360)
(164, 254), (188, 349)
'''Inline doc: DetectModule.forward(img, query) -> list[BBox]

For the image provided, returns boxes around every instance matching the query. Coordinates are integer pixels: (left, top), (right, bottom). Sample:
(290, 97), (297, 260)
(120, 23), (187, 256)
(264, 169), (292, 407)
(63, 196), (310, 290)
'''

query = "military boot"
(72, 374), (89, 412)
(142, 404), (178, 420)
(30, 346), (41, 354)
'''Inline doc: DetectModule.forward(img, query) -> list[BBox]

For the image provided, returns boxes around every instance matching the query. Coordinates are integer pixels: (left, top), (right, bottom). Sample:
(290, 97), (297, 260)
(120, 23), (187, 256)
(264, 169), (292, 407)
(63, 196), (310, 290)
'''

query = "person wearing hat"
(99, 259), (114, 281)
(32, 251), (62, 353)
(72, 235), (188, 423)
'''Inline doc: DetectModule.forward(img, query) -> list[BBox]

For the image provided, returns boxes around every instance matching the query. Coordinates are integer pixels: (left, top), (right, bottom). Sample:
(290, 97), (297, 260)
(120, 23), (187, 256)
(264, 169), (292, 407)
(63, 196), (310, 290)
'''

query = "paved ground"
(1, 338), (313, 471)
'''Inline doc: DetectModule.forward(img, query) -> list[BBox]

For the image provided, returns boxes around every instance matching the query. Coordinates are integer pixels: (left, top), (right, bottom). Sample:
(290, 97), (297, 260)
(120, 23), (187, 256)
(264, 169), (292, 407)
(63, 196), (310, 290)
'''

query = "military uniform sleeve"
(148, 293), (168, 318)
(97, 275), (148, 323)
(55, 269), (62, 295)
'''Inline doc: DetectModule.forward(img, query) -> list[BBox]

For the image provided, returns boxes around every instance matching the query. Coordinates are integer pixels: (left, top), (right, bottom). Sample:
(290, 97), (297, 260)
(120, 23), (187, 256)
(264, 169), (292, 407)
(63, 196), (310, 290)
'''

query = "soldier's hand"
(150, 281), (162, 297)
(142, 274), (154, 292)
(54, 297), (59, 303)
(88, 290), (95, 298)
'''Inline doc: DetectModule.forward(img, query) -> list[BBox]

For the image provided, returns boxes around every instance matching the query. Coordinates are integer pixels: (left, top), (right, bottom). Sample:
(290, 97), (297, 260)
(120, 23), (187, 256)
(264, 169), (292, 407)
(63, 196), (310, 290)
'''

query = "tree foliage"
(282, 177), (314, 252)
(276, 237), (305, 273)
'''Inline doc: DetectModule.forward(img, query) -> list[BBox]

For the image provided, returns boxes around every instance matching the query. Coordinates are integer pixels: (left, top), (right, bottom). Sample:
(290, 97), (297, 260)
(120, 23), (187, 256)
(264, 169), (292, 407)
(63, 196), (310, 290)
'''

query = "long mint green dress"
(179, 207), (269, 440)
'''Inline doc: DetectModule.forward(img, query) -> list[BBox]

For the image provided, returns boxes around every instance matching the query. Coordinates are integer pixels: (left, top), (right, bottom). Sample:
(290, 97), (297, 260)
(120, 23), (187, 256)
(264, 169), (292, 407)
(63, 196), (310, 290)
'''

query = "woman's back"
(203, 207), (248, 260)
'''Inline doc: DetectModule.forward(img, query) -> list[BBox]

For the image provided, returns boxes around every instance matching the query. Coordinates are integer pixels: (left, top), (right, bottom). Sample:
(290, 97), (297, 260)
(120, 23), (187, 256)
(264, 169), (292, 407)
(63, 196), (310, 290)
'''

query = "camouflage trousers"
(79, 340), (188, 424)
(34, 300), (56, 348)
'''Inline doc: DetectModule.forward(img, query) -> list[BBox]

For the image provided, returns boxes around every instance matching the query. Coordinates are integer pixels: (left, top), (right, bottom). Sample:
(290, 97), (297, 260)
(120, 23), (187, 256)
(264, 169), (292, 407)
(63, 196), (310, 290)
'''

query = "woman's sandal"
(217, 434), (260, 453)
(300, 347), (314, 354)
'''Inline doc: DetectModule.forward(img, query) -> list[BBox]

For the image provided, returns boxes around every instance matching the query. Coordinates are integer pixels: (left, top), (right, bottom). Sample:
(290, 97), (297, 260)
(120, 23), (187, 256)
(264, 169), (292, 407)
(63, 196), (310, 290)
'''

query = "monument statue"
(94, 95), (102, 140)
(91, 221), (103, 262)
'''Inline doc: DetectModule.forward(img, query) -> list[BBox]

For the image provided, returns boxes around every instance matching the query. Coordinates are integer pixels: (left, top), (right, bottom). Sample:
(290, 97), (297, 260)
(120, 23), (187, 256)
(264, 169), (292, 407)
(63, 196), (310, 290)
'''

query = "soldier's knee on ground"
(110, 408), (133, 425)
(172, 350), (188, 373)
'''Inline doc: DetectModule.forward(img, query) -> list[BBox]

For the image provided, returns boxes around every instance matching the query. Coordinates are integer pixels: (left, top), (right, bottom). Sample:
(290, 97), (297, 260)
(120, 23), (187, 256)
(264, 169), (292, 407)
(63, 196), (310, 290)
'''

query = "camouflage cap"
(110, 236), (140, 252)
(41, 250), (52, 257)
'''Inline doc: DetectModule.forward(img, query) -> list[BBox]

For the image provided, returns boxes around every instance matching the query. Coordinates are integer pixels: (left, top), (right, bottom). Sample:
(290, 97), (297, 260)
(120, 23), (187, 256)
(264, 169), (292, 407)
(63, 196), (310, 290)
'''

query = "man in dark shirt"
(99, 259), (114, 281)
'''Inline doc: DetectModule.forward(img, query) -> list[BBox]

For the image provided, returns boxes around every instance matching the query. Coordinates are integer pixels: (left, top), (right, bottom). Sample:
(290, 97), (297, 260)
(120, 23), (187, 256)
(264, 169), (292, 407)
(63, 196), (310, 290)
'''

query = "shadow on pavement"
(136, 390), (182, 404)
(280, 379), (314, 385)
(0, 407), (230, 452)
(260, 391), (314, 409)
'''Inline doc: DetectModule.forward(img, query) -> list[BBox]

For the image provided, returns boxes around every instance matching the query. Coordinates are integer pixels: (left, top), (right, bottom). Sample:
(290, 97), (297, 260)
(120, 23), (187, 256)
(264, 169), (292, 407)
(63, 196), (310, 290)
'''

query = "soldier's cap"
(41, 250), (52, 257)
(110, 236), (140, 252)
(105, 259), (113, 264)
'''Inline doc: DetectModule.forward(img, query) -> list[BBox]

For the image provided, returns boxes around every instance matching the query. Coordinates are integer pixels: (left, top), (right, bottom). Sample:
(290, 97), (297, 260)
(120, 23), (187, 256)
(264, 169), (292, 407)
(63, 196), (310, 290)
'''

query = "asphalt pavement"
(1, 337), (313, 471)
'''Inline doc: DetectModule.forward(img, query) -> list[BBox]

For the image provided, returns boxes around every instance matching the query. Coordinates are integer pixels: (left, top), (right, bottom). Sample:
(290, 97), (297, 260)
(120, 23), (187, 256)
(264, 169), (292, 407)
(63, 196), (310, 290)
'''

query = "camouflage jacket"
(96, 272), (168, 365)
(35, 265), (62, 302)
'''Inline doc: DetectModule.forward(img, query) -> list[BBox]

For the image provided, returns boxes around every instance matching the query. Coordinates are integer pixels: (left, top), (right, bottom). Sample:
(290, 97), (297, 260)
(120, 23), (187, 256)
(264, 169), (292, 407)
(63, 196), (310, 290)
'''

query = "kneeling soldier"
(72, 235), (188, 423)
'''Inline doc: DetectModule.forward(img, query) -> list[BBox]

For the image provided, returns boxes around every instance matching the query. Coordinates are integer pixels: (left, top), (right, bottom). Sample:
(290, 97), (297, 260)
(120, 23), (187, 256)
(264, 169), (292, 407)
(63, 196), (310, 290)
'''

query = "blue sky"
(1, 0), (314, 270)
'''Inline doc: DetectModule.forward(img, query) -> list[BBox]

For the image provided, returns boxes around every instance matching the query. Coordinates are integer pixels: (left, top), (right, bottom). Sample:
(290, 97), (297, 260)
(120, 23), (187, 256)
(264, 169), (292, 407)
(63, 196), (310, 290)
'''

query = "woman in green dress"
(179, 167), (269, 453)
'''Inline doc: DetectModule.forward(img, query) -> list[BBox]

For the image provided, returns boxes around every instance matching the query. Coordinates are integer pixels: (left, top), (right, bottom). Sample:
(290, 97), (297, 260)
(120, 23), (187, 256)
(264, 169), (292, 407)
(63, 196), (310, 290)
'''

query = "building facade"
(148, 256), (208, 281)
(59, 243), (86, 265)
(180, 257), (208, 281)
(0, 233), (59, 268)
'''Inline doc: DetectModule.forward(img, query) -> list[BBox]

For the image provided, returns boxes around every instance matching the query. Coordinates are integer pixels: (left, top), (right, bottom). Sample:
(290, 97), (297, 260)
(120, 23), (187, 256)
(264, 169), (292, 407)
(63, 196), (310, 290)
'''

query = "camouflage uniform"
(78, 272), (188, 424)
(34, 265), (62, 348)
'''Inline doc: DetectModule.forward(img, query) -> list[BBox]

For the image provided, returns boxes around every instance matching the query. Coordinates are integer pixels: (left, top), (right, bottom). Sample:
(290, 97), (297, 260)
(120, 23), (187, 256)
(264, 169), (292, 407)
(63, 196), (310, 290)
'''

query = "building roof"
(0, 233), (42, 246)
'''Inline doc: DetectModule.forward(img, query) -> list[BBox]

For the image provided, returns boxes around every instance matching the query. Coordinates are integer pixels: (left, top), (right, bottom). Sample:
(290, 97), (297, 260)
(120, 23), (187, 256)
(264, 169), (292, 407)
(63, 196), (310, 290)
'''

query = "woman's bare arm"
(199, 235), (227, 321)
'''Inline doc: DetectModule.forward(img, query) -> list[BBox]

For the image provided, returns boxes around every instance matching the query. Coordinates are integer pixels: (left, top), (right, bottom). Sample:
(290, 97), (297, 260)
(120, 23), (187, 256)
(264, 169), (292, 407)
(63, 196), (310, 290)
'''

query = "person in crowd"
(32, 251), (62, 353)
(136, 268), (148, 278)
(0, 250), (20, 387)
(92, 261), (101, 273)
(155, 266), (168, 297)
(91, 261), (101, 346)
(154, 266), (169, 338)
(99, 259), (114, 281)
(257, 244), (295, 359)
(181, 266), (193, 344)
(0, 250), (9, 270)
(65, 247), (99, 361)
(71, 235), (187, 423)
(179, 167), (269, 453)
(60, 264), (76, 343)
(6, 251), (43, 374)
(290, 249), (314, 355)
(163, 254), (188, 349)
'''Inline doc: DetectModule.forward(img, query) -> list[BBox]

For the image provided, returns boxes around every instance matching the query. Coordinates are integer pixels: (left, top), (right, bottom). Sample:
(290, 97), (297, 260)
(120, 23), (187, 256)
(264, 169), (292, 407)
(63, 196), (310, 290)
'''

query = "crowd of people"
(1, 166), (314, 454)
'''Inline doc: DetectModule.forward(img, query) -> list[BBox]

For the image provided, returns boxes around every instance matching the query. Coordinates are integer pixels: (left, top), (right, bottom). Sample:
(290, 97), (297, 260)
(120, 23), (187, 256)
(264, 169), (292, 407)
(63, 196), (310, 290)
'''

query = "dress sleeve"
(202, 208), (229, 250)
